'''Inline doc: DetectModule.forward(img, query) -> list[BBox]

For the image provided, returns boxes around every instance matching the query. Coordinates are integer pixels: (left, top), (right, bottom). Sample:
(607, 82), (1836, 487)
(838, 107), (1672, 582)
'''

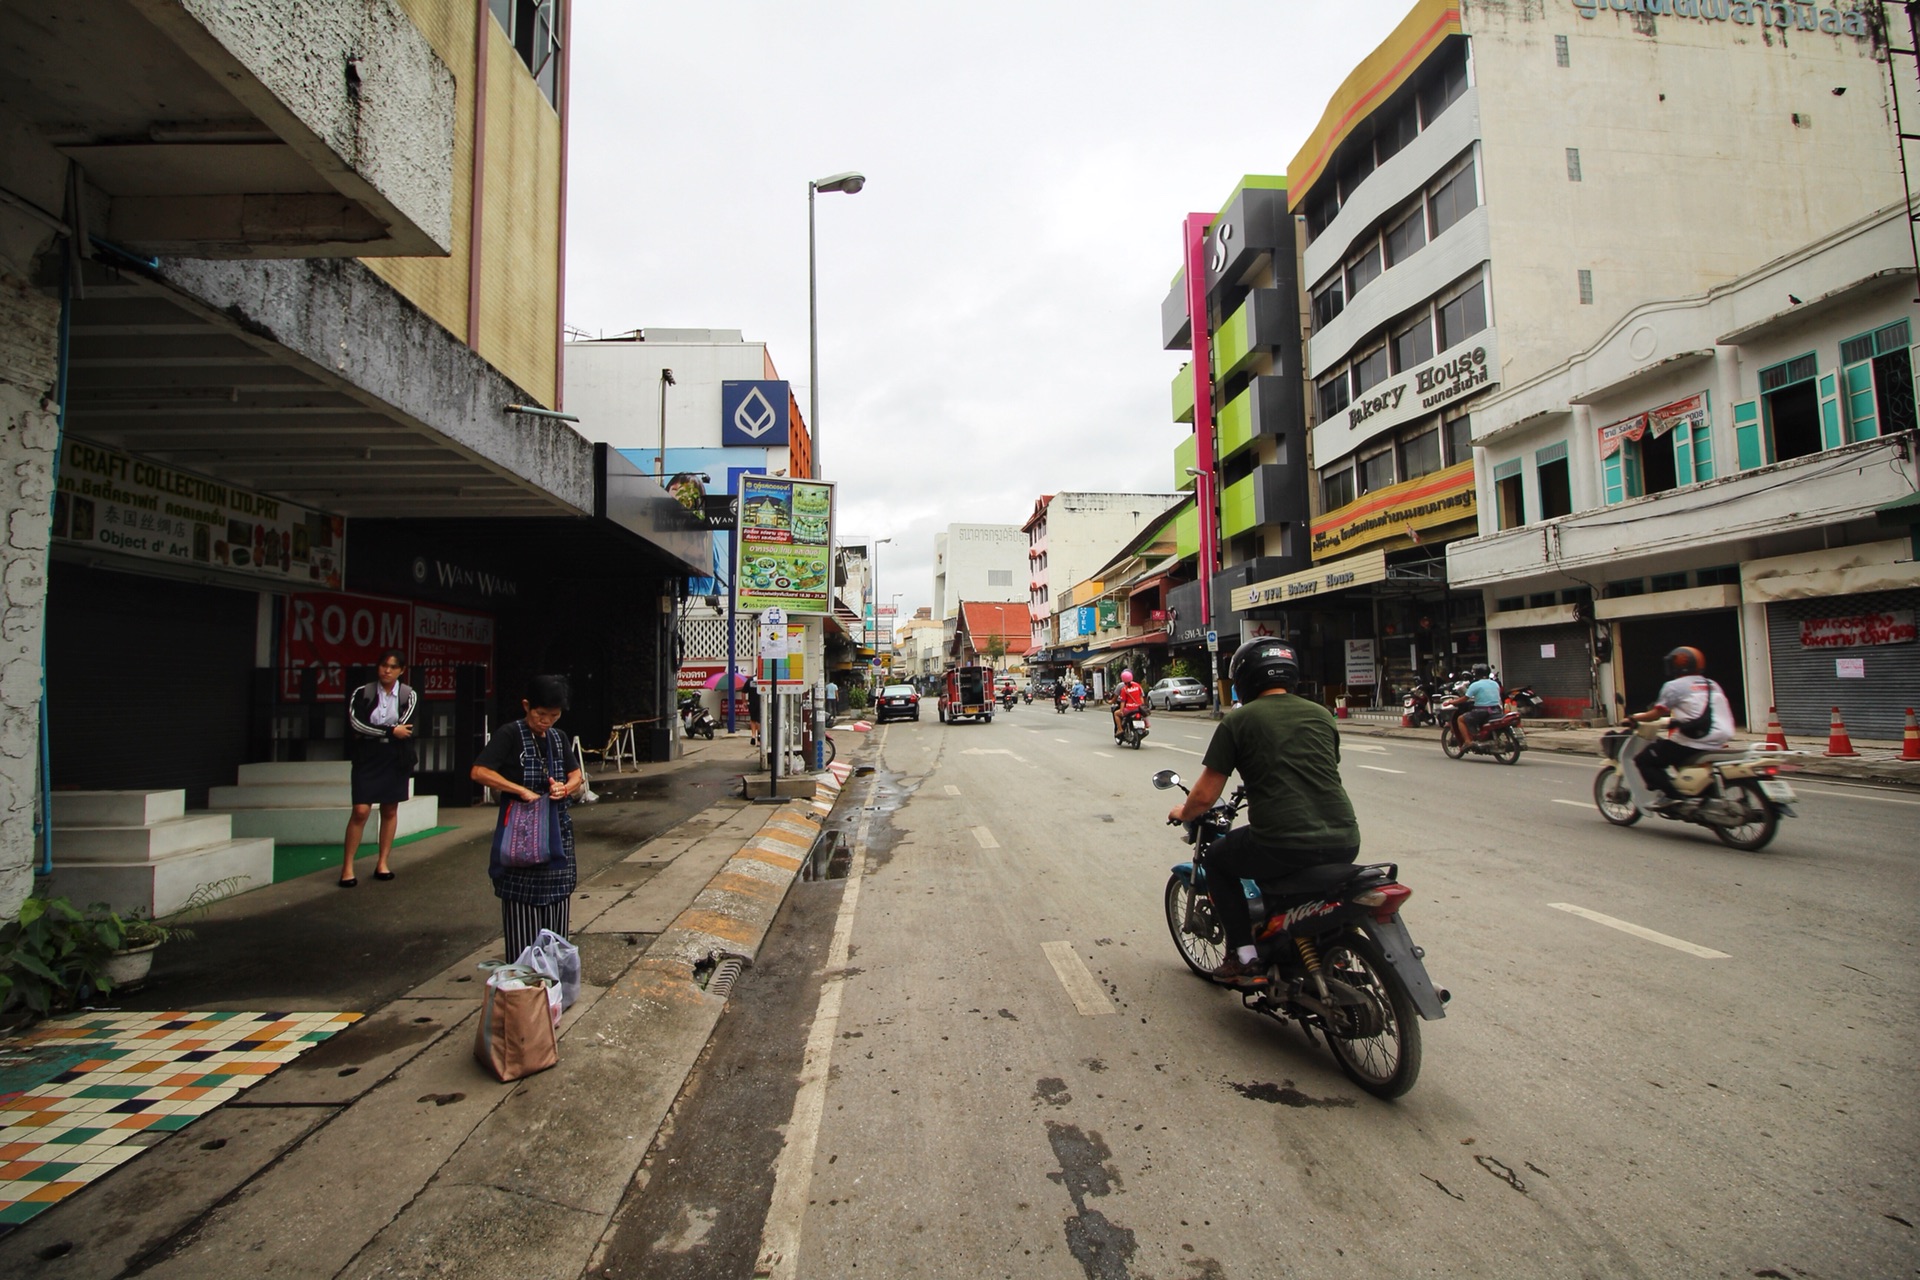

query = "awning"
(1128, 574), (1172, 598)
(1233, 547), (1390, 612)
(1081, 651), (1127, 668)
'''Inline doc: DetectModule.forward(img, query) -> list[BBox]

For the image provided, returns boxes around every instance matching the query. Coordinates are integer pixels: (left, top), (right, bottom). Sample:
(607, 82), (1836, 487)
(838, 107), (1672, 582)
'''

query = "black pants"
(502, 897), (571, 962)
(1203, 825), (1359, 952)
(1636, 738), (1704, 798)
(1460, 707), (1497, 740)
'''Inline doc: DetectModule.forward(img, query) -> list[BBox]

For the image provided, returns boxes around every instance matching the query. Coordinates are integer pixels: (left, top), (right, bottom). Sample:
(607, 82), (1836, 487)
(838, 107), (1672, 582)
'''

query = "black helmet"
(1229, 638), (1299, 703)
(1663, 646), (1705, 679)
(1470, 663), (1491, 680)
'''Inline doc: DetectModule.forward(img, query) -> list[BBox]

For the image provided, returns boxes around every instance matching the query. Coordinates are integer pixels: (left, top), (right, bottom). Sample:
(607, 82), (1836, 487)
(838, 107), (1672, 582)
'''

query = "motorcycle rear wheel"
(1714, 781), (1779, 851)
(1319, 932), (1422, 1099)
(1592, 768), (1640, 825)
(1440, 724), (1466, 760)
(1164, 876), (1224, 977)
(1493, 729), (1522, 765)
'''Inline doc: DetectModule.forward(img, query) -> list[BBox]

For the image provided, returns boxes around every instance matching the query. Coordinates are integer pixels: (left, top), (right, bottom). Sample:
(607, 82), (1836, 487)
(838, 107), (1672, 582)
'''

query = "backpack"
(1673, 679), (1715, 741)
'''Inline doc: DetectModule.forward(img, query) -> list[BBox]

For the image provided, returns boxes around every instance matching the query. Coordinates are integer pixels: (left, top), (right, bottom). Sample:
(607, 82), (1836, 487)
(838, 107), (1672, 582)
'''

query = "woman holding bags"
(469, 674), (585, 959)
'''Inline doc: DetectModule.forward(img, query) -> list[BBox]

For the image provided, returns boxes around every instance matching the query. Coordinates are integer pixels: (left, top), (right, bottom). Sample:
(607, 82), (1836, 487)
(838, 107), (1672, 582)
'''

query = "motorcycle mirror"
(1151, 769), (1181, 790)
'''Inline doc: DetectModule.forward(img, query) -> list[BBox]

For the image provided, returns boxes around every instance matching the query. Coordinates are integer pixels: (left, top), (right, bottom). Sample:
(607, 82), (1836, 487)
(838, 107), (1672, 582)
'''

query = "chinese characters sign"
(737, 476), (834, 615)
(54, 439), (343, 587)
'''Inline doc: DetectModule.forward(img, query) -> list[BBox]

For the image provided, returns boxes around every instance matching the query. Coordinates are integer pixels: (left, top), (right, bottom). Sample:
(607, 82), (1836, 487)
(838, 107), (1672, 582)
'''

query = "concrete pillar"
(1739, 599), (1774, 730)
(0, 269), (62, 919)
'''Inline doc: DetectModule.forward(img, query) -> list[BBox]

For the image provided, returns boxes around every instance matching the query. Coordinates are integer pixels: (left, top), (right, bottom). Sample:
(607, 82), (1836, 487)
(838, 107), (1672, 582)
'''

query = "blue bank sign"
(720, 381), (792, 446)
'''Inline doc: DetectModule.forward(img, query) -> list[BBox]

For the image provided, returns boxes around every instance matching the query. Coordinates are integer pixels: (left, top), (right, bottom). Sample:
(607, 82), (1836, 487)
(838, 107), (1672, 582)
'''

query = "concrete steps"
(48, 790), (272, 917)
(208, 760), (439, 846)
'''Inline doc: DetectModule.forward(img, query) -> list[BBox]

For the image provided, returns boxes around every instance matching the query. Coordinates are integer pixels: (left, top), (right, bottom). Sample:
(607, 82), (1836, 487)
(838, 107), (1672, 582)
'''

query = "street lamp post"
(1186, 465), (1222, 710)
(808, 171), (865, 479)
(656, 367), (675, 478)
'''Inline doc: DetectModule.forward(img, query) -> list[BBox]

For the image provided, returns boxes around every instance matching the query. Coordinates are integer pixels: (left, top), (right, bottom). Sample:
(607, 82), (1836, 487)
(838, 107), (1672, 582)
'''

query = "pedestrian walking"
(746, 673), (763, 745)
(826, 678), (840, 719)
(469, 674), (586, 960)
(339, 650), (417, 887)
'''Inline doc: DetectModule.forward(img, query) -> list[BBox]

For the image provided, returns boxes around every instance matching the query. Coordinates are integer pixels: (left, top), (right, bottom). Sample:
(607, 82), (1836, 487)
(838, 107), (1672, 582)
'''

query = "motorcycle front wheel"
(1440, 724), (1466, 760)
(1164, 876), (1224, 977)
(1319, 932), (1422, 1100)
(1493, 729), (1522, 765)
(1593, 767), (1640, 825)
(1714, 781), (1779, 851)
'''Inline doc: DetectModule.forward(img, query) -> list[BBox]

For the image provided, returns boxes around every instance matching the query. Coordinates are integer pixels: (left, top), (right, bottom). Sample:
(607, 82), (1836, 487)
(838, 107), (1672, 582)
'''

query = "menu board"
(736, 476), (834, 615)
(53, 438), (343, 588)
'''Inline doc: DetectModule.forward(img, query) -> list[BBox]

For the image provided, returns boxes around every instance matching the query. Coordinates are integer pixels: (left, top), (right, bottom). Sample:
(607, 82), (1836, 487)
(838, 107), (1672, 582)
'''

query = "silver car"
(1147, 677), (1210, 710)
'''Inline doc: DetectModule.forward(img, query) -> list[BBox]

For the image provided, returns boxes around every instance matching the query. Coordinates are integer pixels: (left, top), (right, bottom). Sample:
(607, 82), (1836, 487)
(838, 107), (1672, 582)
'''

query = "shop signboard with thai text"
(736, 476), (834, 615)
(1233, 548), (1391, 612)
(280, 593), (494, 700)
(54, 438), (343, 587)
(1311, 332), (1499, 466)
(1798, 611), (1916, 648)
(1309, 461), (1476, 559)
(412, 605), (495, 697)
(1345, 639), (1376, 686)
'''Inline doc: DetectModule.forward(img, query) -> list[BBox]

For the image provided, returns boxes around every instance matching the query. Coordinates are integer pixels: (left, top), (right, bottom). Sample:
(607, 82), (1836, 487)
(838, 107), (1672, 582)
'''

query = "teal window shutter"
(1733, 399), (1763, 469)
(1842, 362), (1877, 441)
(1623, 439), (1643, 498)
(1818, 373), (1843, 450)
(1602, 450), (1623, 504)
(1672, 423), (1694, 486)
(1692, 420), (1713, 481)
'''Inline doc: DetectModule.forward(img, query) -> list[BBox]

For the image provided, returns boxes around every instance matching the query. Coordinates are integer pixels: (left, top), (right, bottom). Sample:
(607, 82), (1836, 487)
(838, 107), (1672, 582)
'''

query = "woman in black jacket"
(339, 650), (418, 887)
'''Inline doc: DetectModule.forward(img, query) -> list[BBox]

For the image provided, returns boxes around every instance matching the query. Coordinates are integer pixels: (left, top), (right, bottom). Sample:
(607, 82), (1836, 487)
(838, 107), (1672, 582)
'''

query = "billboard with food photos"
(736, 476), (833, 615)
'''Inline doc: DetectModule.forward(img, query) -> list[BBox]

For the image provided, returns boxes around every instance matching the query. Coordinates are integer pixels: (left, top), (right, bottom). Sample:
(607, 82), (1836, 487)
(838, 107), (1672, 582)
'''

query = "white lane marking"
(1793, 785), (1920, 807)
(757, 764), (874, 1279)
(944, 785), (960, 796)
(1551, 799), (1589, 808)
(1041, 941), (1116, 1017)
(960, 747), (1028, 763)
(1093, 751), (1114, 759)
(1548, 903), (1730, 959)
(1358, 764), (1405, 774)
(1343, 743), (1392, 754)
(972, 826), (999, 848)
(1055, 738), (1071, 743)
(1147, 743), (1204, 757)
(1184, 734), (1205, 741)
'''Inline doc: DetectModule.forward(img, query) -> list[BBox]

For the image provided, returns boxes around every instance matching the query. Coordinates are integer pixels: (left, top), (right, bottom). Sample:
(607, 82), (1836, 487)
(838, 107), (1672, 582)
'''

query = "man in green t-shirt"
(1166, 639), (1361, 985)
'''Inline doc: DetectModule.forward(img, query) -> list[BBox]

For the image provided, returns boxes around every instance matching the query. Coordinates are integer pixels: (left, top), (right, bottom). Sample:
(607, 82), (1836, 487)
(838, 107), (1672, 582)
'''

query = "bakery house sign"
(1313, 329), (1499, 463)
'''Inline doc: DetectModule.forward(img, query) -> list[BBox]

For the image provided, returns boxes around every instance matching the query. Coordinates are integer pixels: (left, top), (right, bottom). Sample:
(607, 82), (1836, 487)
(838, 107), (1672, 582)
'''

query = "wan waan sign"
(1311, 461), (1476, 559)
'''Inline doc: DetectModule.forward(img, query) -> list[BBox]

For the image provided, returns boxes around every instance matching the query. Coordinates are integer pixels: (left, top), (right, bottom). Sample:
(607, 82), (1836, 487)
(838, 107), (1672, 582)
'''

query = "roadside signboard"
(737, 476), (834, 615)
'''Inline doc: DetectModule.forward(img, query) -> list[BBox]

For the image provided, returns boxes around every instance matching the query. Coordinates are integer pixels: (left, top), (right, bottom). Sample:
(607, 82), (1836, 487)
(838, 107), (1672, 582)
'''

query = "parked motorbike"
(1117, 708), (1150, 749)
(1437, 698), (1526, 764)
(1593, 720), (1797, 851)
(677, 694), (717, 740)
(1505, 684), (1544, 715)
(1399, 674), (1450, 727)
(1153, 769), (1448, 1099)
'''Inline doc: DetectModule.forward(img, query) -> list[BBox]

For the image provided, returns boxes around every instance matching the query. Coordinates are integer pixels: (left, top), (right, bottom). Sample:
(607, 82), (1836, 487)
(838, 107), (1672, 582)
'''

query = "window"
(1418, 48), (1468, 125)
(1351, 345), (1390, 396)
(1445, 415), (1472, 464)
(1399, 428), (1442, 480)
(1305, 190), (1340, 241)
(491, 0), (564, 103)
(1604, 579), (1646, 598)
(1536, 442), (1572, 519)
(1759, 353), (1822, 462)
(1578, 269), (1594, 305)
(1840, 319), (1916, 441)
(1322, 465), (1356, 511)
(1391, 314), (1434, 372)
(1496, 595), (1526, 612)
(1566, 147), (1582, 182)
(1338, 147), (1376, 202)
(1493, 460), (1525, 531)
(1695, 565), (1740, 586)
(1312, 277), (1345, 330)
(987, 569), (1012, 586)
(1436, 281), (1487, 350)
(1428, 161), (1478, 238)
(1649, 572), (1690, 593)
(1528, 592), (1558, 609)
(1555, 34), (1571, 66)
(1347, 242), (1383, 297)
(1385, 207), (1427, 268)
(1317, 370), (1351, 422)
(1360, 448), (1396, 494)
(1376, 105), (1418, 163)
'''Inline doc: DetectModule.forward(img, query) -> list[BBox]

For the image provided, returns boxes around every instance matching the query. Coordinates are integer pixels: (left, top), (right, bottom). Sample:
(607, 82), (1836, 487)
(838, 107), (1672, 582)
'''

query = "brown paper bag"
(474, 972), (559, 1082)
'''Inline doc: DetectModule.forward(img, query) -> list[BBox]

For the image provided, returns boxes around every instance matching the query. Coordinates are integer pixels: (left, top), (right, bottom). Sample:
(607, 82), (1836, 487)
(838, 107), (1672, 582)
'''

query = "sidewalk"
(0, 731), (854, 1279)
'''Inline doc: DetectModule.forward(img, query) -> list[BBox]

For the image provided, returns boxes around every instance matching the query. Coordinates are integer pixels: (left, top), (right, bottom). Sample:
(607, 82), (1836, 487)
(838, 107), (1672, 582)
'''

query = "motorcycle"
(999, 689), (1018, 710)
(1117, 708), (1150, 749)
(1437, 698), (1526, 764)
(1055, 693), (1069, 715)
(678, 693), (718, 740)
(1398, 674), (1448, 728)
(1071, 691), (1085, 711)
(1154, 769), (1448, 1099)
(1594, 719), (1797, 851)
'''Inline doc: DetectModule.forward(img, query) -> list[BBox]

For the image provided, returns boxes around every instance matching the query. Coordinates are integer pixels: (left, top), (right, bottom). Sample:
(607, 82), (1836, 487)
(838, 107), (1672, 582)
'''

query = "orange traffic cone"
(1822, 706), (1859, 758)
(1901, 708), (1920, 762)
(1763, 705), (1789, 751)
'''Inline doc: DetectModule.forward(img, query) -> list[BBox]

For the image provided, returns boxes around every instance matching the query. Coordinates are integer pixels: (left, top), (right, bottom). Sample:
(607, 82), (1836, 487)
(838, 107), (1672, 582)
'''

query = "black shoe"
(374, 869), (396, 881)
(337, 877), (358, 888)
(1207, 956), (1269, 986)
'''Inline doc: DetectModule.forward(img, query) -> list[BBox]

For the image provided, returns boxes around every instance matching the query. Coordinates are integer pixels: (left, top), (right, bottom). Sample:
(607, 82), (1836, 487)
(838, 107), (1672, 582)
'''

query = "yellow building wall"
(362, 0), (561, 408)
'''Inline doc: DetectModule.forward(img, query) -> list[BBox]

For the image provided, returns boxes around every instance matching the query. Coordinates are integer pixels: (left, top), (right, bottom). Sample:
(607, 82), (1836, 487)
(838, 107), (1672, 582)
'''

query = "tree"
(984, 634), (1008, 669)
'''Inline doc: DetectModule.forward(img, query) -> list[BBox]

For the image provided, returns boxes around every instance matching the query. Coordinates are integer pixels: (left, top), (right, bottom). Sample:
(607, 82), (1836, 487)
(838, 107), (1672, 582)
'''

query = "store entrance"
(1616, 609), (1745, 727)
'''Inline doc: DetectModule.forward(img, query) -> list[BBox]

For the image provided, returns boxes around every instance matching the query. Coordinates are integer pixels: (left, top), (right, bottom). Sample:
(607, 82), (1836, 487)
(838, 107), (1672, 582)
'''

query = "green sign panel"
(736, 476), (835, 615)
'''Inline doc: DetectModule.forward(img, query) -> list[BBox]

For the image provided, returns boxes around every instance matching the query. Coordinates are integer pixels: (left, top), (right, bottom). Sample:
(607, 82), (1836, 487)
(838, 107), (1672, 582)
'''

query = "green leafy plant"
(1164, 657), (1194, 681)
(846, 684), (870, 711)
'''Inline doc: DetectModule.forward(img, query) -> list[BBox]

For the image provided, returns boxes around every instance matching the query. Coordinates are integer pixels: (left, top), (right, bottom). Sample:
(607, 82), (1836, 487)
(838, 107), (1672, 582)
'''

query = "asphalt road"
(600, 703), (1920, 1280)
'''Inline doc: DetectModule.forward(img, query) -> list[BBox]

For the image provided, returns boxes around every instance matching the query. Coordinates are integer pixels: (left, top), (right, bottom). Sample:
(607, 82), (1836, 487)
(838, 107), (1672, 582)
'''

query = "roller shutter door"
(1498, 622), (1592, 715)
(1767, 589), (1920, 740)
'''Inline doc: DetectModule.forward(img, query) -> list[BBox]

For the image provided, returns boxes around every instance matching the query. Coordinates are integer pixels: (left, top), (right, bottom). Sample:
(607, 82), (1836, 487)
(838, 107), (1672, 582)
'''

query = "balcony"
(1172, 362), (1195, 424)
(1214, 289), (1290, 381)
(1173, 435), (1197, 490)
(1162, 274), (1192, 351)
(1217, 375), (1299, 461)
(2, 0), (455, 257)
(1220, 461), (1311, 540)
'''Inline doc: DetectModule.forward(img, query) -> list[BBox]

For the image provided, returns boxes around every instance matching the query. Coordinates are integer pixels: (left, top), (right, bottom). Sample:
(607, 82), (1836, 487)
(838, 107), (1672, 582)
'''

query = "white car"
(1147, 677), (1210, 710)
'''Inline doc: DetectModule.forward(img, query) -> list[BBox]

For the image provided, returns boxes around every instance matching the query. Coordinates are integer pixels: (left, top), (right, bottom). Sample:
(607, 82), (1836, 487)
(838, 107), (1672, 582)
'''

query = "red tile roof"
(958, 601), (1032, 653)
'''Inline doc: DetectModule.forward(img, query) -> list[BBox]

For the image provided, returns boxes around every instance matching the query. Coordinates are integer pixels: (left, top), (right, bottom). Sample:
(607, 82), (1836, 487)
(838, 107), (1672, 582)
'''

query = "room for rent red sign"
(1798, 611), (1917, 648)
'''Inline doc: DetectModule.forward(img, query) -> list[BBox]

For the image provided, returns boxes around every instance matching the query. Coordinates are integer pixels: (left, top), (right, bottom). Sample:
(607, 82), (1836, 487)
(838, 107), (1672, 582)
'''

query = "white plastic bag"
(515, 928), (581, 1012)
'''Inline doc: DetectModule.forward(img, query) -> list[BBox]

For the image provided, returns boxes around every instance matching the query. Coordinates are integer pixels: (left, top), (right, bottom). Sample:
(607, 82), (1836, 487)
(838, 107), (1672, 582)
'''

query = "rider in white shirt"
(1631, 645), (1735, 804)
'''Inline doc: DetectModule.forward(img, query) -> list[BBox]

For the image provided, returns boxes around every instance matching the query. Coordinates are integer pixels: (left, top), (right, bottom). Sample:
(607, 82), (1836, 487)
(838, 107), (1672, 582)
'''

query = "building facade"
(1023, 491), (1183, 653)
(934, 524), (1027, 654)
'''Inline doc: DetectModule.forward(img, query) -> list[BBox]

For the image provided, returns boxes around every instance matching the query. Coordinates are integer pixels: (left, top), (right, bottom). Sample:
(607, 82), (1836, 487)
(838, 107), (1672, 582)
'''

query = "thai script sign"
(1598, 414), (1649, 459)
(1097, 600), (1120, 631)
(1647, 393), (1708, 441)
(1310, 461), (1477, 559)
(1572, 0), (1870, 36)
(1798, 611), (1917, 648)
(737, 476), (834, 614)
(1313, 331), (1499, 468)
(412, 605), (495, 698)
(54, 438), (343, 588)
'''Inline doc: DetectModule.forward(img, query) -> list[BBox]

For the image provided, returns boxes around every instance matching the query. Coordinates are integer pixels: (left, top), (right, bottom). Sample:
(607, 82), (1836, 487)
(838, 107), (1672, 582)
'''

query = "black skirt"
(351, 740), (411, 806)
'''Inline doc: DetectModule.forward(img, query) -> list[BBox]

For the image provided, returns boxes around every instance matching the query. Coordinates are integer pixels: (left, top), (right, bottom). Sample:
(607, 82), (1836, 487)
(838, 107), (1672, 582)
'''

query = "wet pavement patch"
(1044, 1122), (1137, 1280)
(803, 830), (852, 881)
(1227, 1079), (1355, 1109)
(1034, 1077), (1073, 1107)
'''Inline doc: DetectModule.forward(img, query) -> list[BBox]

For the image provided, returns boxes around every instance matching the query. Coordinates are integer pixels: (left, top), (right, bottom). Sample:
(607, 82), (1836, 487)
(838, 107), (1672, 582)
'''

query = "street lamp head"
(661, 368), (676, 385)
(1184, 466), (1203, 477)
(812, 171), (866, 195)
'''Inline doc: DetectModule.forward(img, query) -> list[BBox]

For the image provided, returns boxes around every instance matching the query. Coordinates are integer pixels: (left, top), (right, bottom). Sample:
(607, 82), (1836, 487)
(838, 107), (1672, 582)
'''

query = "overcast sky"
(564, 1), (1416, 617)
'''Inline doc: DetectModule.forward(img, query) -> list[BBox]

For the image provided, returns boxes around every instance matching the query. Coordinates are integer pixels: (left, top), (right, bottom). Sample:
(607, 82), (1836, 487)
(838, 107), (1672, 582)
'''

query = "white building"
(1448, 207), (1918, 738)
(933, 524), (1027, 652)
(1023, 492), (1184, 651)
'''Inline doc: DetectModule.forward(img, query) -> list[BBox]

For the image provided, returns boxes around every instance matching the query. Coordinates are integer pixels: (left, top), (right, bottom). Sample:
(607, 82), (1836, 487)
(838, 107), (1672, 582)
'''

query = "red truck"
(937, 665), (993, 724)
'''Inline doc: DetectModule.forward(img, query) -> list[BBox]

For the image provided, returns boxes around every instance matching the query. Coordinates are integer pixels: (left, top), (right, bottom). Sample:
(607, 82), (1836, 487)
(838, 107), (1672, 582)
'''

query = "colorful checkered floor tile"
(0, 1010), (359, 1233)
